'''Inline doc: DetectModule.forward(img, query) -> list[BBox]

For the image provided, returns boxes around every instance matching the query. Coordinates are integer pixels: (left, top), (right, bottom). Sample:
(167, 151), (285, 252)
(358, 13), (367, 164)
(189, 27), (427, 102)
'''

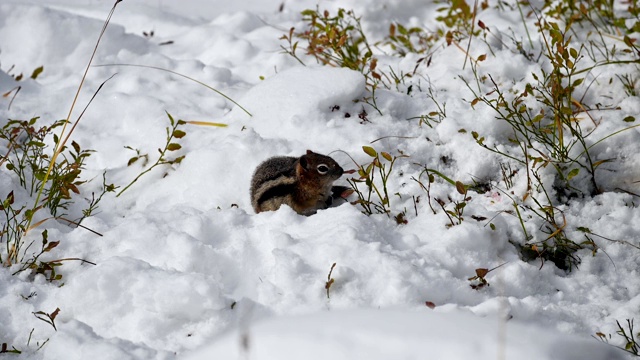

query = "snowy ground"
(0, 0), (638, 359)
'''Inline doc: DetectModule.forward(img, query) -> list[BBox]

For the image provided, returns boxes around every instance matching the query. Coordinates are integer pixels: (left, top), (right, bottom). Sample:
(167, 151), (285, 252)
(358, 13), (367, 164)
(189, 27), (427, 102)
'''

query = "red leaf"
(425, 301), (436, 309)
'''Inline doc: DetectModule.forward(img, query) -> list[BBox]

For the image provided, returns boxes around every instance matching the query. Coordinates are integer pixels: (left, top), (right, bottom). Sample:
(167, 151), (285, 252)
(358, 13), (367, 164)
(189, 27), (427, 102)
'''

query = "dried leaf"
(425, 301), (436, 309)
(475, 268), (489, 278)
(184, 120), (227, 127)
(50, 308), (60, 321)
(325, 278), (335, 290)
(44, 241), (60, 252)
(68, 183), (80, 195)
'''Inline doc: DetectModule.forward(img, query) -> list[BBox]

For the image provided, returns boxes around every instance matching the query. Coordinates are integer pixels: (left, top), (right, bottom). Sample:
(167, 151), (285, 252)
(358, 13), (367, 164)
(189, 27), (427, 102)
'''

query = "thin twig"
(94, 63), (252, 117)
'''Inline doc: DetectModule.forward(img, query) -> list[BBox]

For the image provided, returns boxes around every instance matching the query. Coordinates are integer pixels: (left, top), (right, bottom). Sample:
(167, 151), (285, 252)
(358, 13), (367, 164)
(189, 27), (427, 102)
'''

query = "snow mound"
(182, 309), (626, 360)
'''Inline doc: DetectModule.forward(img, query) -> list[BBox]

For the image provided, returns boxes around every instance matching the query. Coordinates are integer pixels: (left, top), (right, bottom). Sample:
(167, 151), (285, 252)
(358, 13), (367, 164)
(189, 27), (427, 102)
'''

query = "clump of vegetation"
(281, 8), (380, 91)
(596, 318), (640, 356)
(347, 145), (405, 219)
(285, 1), (640, 273)
(0, 116), (109, 276)
(281, 7), (414, 112)
(460, 5), (640, 269)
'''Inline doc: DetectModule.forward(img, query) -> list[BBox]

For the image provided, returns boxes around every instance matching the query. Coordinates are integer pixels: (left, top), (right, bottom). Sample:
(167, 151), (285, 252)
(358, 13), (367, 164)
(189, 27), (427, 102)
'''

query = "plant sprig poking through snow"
(117, 112), (187, 197)
(325, 262), (337, 299)
(347, 145), (406, 218)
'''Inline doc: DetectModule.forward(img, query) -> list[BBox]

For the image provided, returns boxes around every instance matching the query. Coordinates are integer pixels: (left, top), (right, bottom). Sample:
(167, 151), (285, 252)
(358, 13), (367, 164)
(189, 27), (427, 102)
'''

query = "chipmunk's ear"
(299, 153), (309, 171)
(306, 150), (313, 155)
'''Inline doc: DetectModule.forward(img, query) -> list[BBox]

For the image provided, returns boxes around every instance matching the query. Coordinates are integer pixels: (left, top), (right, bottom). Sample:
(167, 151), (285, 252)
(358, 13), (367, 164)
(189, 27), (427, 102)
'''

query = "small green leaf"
(364, 163), (374, 175)
(567, 168), (579, 180)
(489, 223), (496, 230)
(30, 66), (44, 80)
(127, 157), (139, 166)
(576, 226), (591, 233)
(34, 171), (46, 181)
(172, 130), (186, 139)
(362, 146), (377, 157)
(172, 155), (186, 164)
(624, 35), (634, 48)
(532, 114), (544, 123)
(623, 116), (636, 123)
(301, 9), (316, 16)
(166, 111), (175, 126)
(167, 143), (182, 151)
(27, 141), (46, 148)
(560, 107), (572, 115)
(569, 47), (578, 59)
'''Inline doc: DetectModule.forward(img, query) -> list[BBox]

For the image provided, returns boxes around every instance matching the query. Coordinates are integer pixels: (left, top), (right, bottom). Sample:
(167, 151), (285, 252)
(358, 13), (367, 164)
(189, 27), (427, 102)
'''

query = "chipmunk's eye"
(317, 164), (330, 174)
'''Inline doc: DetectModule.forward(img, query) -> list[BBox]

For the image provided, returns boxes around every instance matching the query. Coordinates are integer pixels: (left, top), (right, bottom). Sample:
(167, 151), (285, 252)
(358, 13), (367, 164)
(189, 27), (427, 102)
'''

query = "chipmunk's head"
(296, 150), (343, 182)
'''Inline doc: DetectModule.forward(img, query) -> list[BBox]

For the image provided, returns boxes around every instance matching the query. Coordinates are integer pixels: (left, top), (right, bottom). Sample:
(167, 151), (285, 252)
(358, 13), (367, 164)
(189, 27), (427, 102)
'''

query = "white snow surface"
(0, 0), (638, 359)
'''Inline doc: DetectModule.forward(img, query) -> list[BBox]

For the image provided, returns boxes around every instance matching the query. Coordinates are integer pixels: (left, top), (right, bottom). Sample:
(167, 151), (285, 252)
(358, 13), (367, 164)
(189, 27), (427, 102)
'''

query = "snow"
(182, 309), (624, 360)
(0, 0), (638, 359)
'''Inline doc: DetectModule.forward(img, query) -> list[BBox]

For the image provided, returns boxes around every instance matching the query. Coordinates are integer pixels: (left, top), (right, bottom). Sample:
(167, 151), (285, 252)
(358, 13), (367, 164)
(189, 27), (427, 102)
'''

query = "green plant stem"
(462, 0), (478, 70)
(116, 113), (184, 197)
(516, 0), (534, 49)
(116, 164), (159, 198)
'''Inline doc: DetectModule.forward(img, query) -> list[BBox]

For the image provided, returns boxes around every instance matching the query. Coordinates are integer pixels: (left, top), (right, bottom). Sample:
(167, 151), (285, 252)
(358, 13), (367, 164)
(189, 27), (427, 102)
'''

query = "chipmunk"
(250, 150), (348, 215)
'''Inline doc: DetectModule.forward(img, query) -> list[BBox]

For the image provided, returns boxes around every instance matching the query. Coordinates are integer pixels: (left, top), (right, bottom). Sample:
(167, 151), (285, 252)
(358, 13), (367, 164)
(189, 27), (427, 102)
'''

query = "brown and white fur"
(250, 150), (345, 215)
